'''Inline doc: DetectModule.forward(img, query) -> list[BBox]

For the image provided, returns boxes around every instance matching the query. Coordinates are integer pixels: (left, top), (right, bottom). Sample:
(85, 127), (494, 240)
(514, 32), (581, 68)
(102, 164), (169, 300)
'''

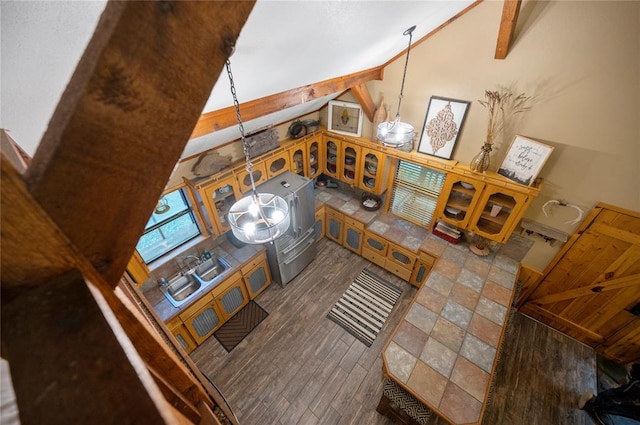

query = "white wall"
(367, 0), (640, 269)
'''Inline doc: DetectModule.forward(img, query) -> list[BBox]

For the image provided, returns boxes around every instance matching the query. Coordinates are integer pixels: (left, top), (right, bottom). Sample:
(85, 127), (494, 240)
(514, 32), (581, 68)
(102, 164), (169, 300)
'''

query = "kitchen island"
(380, 235), (521, 424)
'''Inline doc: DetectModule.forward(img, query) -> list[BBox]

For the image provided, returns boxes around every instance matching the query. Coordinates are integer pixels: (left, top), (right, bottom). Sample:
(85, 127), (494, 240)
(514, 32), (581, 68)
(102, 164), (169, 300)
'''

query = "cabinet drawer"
(210, 271), (242, 299)
(362, 247), (387, 268)
(386, 244), (417, 271)
(241, 251), (267, 275)
(178, 292), (214, 322)
(344, 215), (364, 230)
(166, 315), (183, 329)
(384, 259), (413, 281)
(418, 251), (436, 267)
(363, 231), (388, 255)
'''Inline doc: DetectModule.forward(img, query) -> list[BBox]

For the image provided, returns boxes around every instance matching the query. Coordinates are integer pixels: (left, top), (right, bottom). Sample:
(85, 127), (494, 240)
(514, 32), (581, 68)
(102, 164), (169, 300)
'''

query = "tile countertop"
(382, 240), (520, 425)
(142, 241), (264, 323)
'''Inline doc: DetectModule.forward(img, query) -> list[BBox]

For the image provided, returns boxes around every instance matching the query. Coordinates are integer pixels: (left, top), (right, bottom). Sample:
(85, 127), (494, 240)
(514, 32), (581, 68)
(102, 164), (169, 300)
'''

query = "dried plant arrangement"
(479, 88), (531, 145)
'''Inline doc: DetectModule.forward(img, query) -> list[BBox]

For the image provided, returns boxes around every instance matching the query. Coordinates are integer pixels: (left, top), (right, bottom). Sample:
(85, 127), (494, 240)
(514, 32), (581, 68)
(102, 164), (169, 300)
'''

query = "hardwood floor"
(192, 239), (597, 425)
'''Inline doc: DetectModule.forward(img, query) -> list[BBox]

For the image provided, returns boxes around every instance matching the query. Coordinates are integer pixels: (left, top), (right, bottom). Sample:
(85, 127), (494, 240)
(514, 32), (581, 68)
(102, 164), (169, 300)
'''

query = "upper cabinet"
(265, 151), (290, 179)
(469, 186), (528, 243)
(435, 175), (485, 229)
(237, 162), (268, 194)
(199, 176), (242, 236)
(306, 135), (322, 179)
(341, 142), (361, 186)
(359, 149), (387, 195)
(290, 144), (306, 177)
(324, 138), (341, 179)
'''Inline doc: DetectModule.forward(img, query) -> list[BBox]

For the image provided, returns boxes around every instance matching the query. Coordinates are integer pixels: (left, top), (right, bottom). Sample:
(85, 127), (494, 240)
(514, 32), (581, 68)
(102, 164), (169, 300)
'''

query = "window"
(390, 160), (446, 228)
(136, 189), (200, 263)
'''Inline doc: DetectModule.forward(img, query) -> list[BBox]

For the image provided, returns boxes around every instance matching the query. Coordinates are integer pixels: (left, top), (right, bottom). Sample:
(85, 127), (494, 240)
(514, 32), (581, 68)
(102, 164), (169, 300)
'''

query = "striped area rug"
(327, 269), (402, 347)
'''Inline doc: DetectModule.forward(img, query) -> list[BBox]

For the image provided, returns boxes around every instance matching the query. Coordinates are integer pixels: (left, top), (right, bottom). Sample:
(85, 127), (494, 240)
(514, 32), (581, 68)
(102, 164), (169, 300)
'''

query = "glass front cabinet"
(341, 142), (361, 186)
(359, 149), (386, 194)
(435, 175), (485, 229)
(200, 176), (242, 236)
(469, 186), (528, 243)
(324, 139), (341, 179)
(306, 136), (322, 179)
(290, 144), (306, 177)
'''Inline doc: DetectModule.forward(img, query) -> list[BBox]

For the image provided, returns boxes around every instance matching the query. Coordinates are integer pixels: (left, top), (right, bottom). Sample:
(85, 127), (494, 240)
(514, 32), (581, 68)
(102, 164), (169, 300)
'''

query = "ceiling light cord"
(394, 25), (416, 123)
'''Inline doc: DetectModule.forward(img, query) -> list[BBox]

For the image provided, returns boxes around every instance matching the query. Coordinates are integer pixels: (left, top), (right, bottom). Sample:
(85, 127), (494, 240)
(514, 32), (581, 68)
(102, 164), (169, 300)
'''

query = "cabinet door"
(360, 149), (386, 194)
(215, 277), (249, 321)
(266, 152), (290, 179)
(341, 142), (361, 185)
(306, 137), (322, 178)
(314, 207), (325, 241)
(386, 243), (417, 281)
(434, 175), (485, 229)
(183, 300), (224, 345)
(169, 322), (197, 353)
(362, 230), (388, 268)
(237, 162), (267, 194)
(201, 177), (242, 235)
(243, 258), (271, 299)
(409, 252), (436, 288)
(469, 186), (527, 243)
(324, 138), (341, 179)
(343, 216), (364, 254)
(325, 208), (343, 244)
(290, 144), (306, 177)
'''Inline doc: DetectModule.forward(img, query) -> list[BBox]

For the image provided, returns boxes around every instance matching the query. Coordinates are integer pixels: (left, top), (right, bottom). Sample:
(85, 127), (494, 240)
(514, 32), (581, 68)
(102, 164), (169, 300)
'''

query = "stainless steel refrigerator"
(255, 171), (316, 286)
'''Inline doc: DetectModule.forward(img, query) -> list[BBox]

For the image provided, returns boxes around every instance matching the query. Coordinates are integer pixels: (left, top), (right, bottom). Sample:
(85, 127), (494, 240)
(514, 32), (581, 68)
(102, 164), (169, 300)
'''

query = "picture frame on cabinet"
(328, 100), (363, 137)
(417, 96), (470, 160)
(498, 135), (554, 186)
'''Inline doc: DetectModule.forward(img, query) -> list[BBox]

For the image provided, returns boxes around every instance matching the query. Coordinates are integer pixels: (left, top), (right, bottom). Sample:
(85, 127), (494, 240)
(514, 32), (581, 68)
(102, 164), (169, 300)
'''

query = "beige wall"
(364, 0), (639, 270)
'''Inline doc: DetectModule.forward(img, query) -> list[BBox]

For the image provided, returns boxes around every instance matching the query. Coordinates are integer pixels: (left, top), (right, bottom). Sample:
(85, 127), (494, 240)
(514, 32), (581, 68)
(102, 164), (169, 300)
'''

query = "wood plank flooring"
(192, 239), (597, 425)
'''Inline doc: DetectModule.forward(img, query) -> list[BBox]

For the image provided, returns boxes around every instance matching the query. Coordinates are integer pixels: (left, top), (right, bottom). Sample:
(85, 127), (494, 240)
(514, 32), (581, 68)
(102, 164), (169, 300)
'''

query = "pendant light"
(154, 197), (170, 214)
(377, 25), (416, 149)
(225, 57), (290, 244)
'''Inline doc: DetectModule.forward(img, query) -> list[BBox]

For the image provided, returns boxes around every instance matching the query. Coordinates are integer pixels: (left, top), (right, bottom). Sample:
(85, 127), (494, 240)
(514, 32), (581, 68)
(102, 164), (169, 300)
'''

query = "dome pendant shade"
(228, 192), (290, 244)
(377, 120), (415, 147)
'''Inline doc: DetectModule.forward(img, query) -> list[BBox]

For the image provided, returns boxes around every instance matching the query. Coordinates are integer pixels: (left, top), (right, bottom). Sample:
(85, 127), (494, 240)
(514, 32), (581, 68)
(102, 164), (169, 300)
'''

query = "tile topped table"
(382, 240), (519, 424)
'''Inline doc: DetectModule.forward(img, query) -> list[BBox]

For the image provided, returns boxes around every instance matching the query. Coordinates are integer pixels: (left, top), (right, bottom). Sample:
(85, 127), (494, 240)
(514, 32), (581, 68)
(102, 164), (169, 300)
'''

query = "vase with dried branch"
(470, 88), (531, 173)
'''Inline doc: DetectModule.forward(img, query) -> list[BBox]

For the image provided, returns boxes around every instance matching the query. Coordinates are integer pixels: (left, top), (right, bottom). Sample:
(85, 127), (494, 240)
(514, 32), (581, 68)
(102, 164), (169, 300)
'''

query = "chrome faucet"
(183, 254), (200, 270)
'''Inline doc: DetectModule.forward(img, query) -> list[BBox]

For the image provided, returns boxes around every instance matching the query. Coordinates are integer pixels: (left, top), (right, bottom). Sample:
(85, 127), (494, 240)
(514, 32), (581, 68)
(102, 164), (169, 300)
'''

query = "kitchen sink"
(160, 256), (231, 308)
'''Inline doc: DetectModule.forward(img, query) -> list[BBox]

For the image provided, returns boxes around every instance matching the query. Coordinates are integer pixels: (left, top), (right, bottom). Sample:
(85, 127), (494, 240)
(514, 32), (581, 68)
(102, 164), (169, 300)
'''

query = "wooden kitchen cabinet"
(343, 215), (364, 255)
(469, 186), (528, 243)
(200, 176), (242, 236)
(324, 138), (341, 179)
(241, 251), (271, 299)
(306, 136), (322, 178)
(290, 144), (306, 177)
(385, 243), (417, 281)
(167, 317), (197, 354)
(265, 151), (291, 179)
(180, 293), (224, 345)
(362, 230), (388, 268)
(410, 251), (436, 288)
(341, 142), (361, 186)
(214, 274), (250, 322)
(359, 149), (387, 195)
(237, 162), (267, 194)
(314, 206), (325, 242)
(434, 175), (485, 229)
(325, 207), (344, 244)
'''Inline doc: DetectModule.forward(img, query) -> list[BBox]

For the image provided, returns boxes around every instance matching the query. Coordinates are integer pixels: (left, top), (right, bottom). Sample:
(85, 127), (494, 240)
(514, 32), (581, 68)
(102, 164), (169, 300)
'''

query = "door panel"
(521, 204), (640, 363)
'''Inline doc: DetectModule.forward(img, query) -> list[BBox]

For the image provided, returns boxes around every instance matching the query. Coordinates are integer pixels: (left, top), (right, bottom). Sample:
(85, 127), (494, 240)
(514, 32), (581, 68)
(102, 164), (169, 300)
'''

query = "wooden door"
(520, 203), (640, 363)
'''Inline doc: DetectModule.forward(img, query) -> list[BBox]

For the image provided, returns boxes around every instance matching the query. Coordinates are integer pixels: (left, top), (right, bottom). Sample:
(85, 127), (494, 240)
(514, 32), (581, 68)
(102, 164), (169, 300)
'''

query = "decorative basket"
(361, 193), (382, 211)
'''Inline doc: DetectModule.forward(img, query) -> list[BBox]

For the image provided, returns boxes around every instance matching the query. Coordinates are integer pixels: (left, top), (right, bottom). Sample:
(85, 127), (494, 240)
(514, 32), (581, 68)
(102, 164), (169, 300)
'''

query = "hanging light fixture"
(377, 25), (416, 149)
(154, 197), (170, 214)
(225, 57), (290, 244)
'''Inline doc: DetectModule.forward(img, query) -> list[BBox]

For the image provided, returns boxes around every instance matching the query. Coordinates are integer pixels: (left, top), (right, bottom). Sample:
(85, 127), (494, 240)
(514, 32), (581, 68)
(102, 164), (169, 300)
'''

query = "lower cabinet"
(362, 230), (389, 268)
(384, 243), (417, 281)
(409, 251), (436, 288)
(314, 207), (325, 242)
(326, 207), (344, 244)
(343, 216), (364, 255)
(180, 294), (224, 345)
(214, 274), (249, 322)
(242, 252), (271, 299)
(167, 317), (197, 354)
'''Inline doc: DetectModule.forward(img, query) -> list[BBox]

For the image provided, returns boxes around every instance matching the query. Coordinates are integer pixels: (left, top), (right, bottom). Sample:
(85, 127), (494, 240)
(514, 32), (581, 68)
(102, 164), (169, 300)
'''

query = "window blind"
(390, 161), (446, 227)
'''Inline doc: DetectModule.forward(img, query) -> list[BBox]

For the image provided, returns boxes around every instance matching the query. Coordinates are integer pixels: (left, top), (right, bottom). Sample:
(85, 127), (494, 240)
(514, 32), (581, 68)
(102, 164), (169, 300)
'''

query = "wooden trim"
(588, 222), (640, 245)
(530, 273), (640, 306)
(494, 0), (522, 59)
(24, 1), (255, 287)
(595, 202), (640, 219)
(190, 66), (384, 139)
(514, 264), (543, 308)
(351, 83), (376, 121)
(520, 304), (604, 344)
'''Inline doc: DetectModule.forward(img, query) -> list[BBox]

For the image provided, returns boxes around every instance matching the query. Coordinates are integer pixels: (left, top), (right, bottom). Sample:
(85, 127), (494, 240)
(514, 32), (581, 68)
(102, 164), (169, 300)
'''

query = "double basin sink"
(160, 257), (231, 308)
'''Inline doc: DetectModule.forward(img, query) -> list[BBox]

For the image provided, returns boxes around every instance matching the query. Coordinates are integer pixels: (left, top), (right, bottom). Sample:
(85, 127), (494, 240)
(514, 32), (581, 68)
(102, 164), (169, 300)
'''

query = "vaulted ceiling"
(1, 0), (520, 160)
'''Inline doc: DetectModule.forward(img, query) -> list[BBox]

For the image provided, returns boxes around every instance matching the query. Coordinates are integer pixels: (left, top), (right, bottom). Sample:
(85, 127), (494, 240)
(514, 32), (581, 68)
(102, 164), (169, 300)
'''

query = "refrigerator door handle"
(281, 227), (315, 256)
(283, 238), (315, 265)
(289, 197), (297, 238)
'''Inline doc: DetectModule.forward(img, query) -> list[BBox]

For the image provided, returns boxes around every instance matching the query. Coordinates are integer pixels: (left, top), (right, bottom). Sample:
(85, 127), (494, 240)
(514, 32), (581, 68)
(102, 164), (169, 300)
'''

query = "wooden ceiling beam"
(190, 66), (384, 139)
(495, 0), (522, 59)
(23, 1), (255, 286)
(351, 83), (376, 122)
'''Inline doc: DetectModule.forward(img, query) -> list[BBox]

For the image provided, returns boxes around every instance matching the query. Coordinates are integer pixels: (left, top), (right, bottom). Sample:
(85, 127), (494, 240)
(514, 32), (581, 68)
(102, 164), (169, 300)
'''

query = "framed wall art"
(498, 135), (554, 186)
(417, 96), (470, 159)
(328, 100), (363, 137)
